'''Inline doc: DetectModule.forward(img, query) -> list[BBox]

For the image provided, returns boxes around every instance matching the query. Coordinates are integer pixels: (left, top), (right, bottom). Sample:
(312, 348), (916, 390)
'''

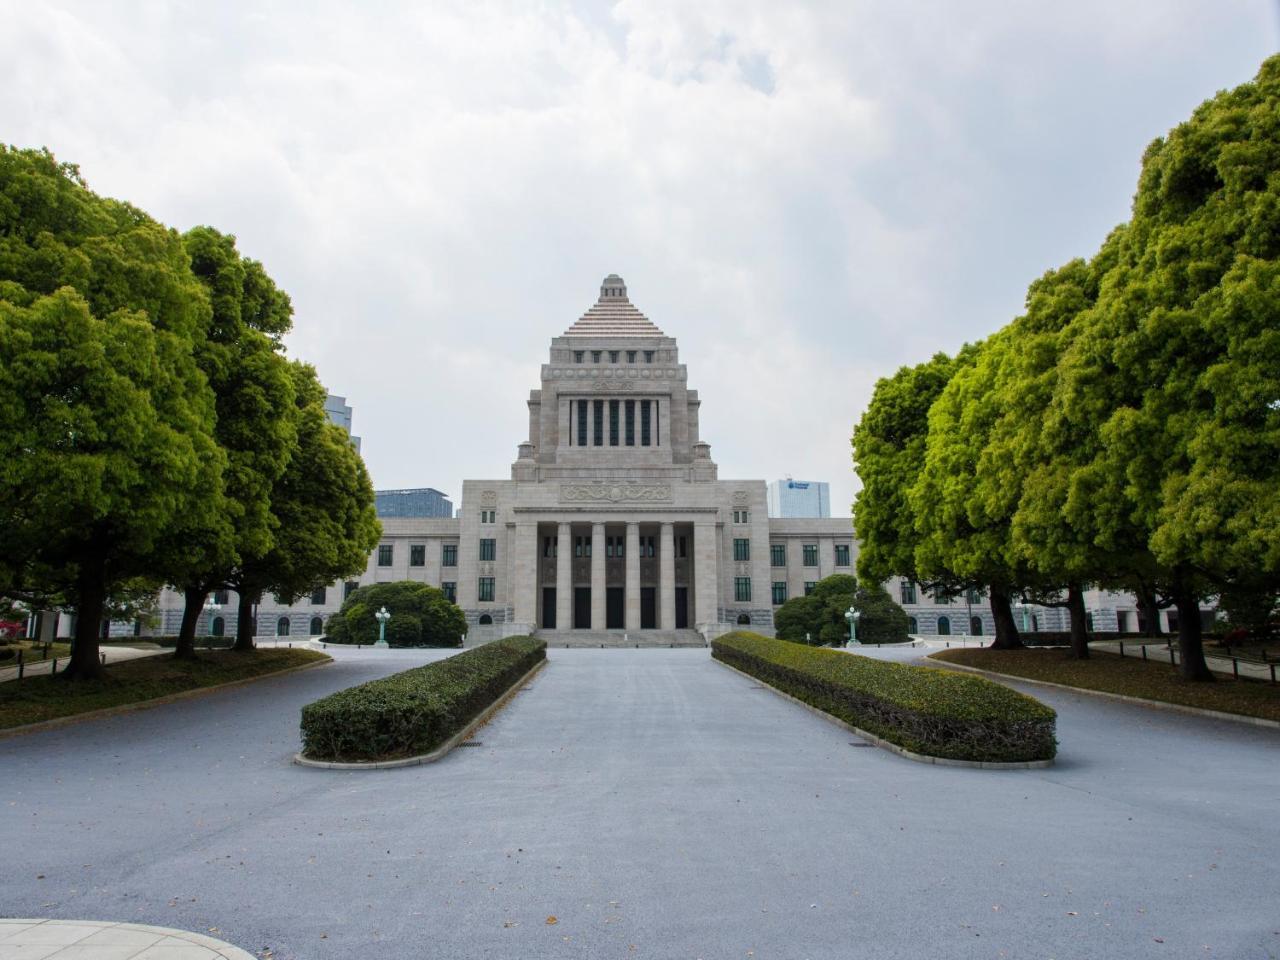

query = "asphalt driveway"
(1, 646), (1277, 959)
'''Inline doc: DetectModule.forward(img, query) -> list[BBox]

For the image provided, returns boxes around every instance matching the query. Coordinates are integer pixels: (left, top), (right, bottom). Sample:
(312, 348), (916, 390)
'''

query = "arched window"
(211, 616), (225, 637)
(907, 616), (918, 634)
(970, 616), (983, 636)
(478, 614), (493, 625)
(310, 616), (324, 636)
(276, 617), (290, 637)
(736, 613), (751, 625)
(937, 615), (951, 636)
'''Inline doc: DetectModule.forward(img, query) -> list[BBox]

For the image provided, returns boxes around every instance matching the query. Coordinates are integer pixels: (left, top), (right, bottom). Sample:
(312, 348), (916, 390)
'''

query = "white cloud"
(2, 0), (1275, 518)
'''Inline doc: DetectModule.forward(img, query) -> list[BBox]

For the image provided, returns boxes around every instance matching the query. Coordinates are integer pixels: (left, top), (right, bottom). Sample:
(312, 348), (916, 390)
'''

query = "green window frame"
(770, 544), (785, 567)
(802, 544), (818, 567)
(410, 544), (425, 567)
(834, 544), (850, 567)
(804, 581), (817, 596)
(772, 581), (787, 605)
(733, 538), (750, 562)
(377, 544), (393, 567)
(734, 577), (752, 602)
(479, 538), (496, 562)
(442, 544), (457, 567)
(441, 581), (456, 602)
(478, 577), (495, 602)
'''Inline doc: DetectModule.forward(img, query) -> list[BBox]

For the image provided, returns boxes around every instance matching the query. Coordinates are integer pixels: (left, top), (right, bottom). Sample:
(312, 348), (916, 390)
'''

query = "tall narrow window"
(834, 544), (850, 567)
(625, 400), (635, 446)
(378, 544), (393, 566)
(609, 400), (620, 446)
(644, 350), (654, 362)
(654, 400), (659, 445)
(803, 544), (818, 567)
(441, 582), (456, 603)
(573, 351), (584, 363)
(410, 545), (425, 567)
(733, 538), (750, 562)
(734, 577), (752, 602)
(344, 580), (359, 599)
(900, 581), (916, 604)
(609, 350), (619, 363)
(442, 544), (457, 567)
(626, 350), (636, 363)
(593, 399), (604, 446)
(479, 538), (496, 562)
(310, 586), (326, 605)
(577, 399), (588, 447)
(641, 400), (651, 446)
(591, 350), (601, 363)
(478, 577), (495, 602)
(772, 582), (787, 605)
(770, 544), (786, 567)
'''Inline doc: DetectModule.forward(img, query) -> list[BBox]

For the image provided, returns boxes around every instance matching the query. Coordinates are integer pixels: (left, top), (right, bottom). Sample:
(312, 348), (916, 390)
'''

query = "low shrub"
(299, 636), (546, 761)
(712, 631), (1056, 763)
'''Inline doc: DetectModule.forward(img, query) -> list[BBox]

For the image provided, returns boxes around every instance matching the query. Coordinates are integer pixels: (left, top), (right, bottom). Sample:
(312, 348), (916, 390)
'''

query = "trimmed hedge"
(299, 636), (545, 761)
(713, 631), (1056, 762)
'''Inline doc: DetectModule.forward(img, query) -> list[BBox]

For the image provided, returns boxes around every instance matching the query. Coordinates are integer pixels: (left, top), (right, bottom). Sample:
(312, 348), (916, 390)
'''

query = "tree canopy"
(326, 581), (466, 647)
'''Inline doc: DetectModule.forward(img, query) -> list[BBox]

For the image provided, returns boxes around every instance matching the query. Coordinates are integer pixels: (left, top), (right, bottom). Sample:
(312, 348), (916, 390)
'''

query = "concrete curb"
(927, 654), (1280, 730)
(294, 656), (548, 770)
(714, 657), (1054, 770)
(0, 655), (333, 741)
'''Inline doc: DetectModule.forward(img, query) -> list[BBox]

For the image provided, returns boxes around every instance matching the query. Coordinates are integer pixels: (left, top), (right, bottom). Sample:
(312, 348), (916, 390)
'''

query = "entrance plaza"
(2, 645), (1276, 959)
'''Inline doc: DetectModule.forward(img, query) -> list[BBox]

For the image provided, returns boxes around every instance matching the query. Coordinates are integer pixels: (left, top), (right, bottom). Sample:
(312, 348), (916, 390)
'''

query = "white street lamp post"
(844, 606), (861, 645)
(374, 606), (392, 648)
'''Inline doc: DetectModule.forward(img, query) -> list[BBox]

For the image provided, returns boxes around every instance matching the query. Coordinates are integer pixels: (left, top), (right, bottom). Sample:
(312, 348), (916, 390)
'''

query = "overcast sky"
(4, 2), (1277, 518)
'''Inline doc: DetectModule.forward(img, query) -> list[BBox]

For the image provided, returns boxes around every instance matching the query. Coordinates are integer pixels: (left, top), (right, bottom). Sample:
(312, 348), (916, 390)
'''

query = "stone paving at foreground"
(1, 646), (1277, 960)
(0, 919), (254, 959)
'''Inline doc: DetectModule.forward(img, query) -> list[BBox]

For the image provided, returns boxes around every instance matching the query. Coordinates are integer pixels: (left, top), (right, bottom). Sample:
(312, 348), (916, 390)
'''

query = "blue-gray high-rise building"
(324, 394), (361, 452)
(767, 479), (830, 518)
(375, 487), (454, 518)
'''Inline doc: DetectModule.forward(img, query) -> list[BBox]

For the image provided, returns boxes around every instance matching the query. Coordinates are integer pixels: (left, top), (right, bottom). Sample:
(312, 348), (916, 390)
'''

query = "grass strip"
(713, 631), (1056, 762)
(300, 636), (546, 762)
(931, 647), (1280, 723)
(0, 648), (330, 730)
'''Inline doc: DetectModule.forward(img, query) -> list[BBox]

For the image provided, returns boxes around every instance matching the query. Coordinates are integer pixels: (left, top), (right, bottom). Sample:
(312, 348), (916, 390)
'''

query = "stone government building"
(151, 275), (856, 644)
(145, 274), (1187, 644)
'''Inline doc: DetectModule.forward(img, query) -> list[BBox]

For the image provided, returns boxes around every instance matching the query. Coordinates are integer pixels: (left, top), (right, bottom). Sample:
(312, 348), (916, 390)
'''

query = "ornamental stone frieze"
(591, 380), (635, 392)
(560, 482), (673, 503)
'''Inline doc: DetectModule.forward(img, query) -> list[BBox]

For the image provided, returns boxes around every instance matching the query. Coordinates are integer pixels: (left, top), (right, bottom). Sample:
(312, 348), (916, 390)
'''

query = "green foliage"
(231, 363), (381, 632)
(773, 595), (826, 645)
(1215, 581), (1278, 640)
(0, 147), (223, 674)
(325, 580), (465, 647)
(774, 574), (861, 646)
(852, 351), (972, 588)
(299, 636), (546, 761)
(850, 585), (911, 645)
(713, 631), (1056, 763)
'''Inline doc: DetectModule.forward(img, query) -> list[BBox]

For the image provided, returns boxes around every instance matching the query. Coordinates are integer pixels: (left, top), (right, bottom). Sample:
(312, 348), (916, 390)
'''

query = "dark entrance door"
(542, 587), (556, 629)
(675, 587), (688, 628)
(640, 587), (656, 629)
(606, 587), (624, 629)
(574, 587), (592, 629)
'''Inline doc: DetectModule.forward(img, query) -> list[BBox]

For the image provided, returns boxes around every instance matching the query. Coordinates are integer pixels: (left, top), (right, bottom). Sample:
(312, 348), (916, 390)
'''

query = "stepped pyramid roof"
(563, 274), (665, 337)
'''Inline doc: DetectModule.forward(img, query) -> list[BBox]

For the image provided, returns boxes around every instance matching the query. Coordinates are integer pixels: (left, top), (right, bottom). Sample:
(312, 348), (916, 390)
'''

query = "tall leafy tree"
(852, 350), (975, 600)
(0, 148), (222, 678)
(162, 227), (297, 658)
(909, 333), (1028, 648)
(227, 363), (380, 650)
(1065, 56), (1280, 679)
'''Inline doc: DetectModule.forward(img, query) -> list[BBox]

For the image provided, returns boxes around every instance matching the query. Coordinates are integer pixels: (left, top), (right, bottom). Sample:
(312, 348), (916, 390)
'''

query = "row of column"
(553, 521), (676, 630)
(513, 518), (717, 632)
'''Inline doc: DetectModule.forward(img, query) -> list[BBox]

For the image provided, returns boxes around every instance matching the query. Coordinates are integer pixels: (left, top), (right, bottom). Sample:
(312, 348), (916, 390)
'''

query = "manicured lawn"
(0, 648), (330, 730)
(931, 647), (1280, 723)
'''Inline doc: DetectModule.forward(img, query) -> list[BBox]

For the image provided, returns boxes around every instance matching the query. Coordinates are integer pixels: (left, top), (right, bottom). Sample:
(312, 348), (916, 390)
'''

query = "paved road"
(1, 647), (1277, 960)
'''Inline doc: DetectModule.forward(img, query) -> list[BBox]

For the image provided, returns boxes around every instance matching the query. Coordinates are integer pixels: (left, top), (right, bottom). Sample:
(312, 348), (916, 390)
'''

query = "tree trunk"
(1066, 582), (1090, 660)
(175, 585), (207, 659)
(64, 552), (108, 680)
(234, 589), (258, 652)
(988, 585), (1023, 650)
(1173, 579), (1213, 682)
(1137, 585), (1164, 637)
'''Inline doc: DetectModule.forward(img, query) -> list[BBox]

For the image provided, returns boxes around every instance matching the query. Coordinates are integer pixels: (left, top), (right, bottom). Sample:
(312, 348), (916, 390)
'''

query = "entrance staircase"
(536, 629), (707, 648)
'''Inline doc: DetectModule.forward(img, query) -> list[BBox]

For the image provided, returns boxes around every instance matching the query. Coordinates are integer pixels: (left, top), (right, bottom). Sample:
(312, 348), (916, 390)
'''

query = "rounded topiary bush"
(324, 581), (465, 647)
(385, 614), (422, 647)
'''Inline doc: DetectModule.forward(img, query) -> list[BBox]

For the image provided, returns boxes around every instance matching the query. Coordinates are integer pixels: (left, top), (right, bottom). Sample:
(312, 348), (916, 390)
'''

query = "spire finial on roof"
(600, 274), (627, 301)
